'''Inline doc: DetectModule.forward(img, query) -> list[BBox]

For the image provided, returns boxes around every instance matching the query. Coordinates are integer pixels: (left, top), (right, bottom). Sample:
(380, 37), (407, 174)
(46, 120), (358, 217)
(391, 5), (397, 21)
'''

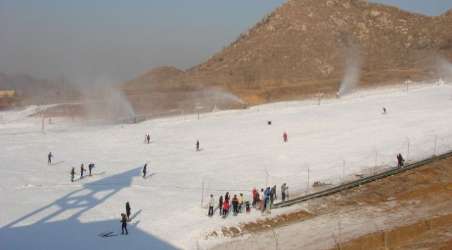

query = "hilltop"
(124, 0), (452, 114)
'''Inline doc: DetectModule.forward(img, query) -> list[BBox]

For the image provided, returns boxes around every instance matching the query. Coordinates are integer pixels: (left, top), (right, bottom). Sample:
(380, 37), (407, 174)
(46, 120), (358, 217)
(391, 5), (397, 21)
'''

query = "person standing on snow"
(281, 183), (287, 202)
(222, 199), (230, 216)
(238, 193), (244, 213)
(196, 140), (200, 151)
(142, 163), (147, 178)
(80, 164), (85, 179)
(125, 201), (131, 219)
(120, 213), (128, 235)
(252, 188), (257, 207)
(259, 189), (265, 211)
(70, 167), (75, 182)
(218, 195), (224, 216)
(271, 185), (277, 201)
(264, 187), (271, 210)
(208, 194), (215, 217)
(397, 154), (405, 168)
(283, 132), (288, 143)
(88, 163), (94, 176)
(232, 195), (239, 215)
(48, 152), (53, 165)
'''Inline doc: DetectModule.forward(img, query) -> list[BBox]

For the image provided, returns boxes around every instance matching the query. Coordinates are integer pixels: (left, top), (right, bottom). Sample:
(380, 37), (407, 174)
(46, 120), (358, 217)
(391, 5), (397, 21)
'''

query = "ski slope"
(0, 83), (452, 250)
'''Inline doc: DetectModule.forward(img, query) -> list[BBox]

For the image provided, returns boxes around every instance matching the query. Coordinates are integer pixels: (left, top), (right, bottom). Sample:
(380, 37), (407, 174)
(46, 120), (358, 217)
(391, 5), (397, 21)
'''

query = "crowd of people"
(207, 183), (289, 218)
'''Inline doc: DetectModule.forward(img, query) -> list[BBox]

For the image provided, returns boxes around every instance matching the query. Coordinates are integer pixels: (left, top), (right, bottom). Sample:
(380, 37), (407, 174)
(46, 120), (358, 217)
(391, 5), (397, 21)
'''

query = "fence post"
(434, 135), (438, 156)
(265, 168), (269, 187)
(201, 180), (205, 208)
(406, 138), (410, 162)
(342, 160), (346, 181)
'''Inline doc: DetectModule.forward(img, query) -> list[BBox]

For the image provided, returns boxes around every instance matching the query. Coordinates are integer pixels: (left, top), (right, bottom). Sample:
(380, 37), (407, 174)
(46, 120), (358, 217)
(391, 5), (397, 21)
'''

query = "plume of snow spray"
(338, 46), (362, 97)
(436, 57), (452, 83)
(203, 88), (245, 105)
(76, 76), (136, 122)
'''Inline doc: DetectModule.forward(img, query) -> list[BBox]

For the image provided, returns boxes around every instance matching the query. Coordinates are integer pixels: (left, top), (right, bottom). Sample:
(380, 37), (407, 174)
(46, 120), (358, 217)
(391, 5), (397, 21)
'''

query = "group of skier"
(208, 183), (290, 218)
(209, 192), (250, 218)
(70, 163), (95, 182)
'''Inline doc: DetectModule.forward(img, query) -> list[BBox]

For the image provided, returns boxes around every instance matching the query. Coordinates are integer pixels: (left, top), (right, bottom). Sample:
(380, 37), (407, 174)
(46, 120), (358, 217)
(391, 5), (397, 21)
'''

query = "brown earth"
(211, 155), (452, 249)
(123, 0), (452, 114)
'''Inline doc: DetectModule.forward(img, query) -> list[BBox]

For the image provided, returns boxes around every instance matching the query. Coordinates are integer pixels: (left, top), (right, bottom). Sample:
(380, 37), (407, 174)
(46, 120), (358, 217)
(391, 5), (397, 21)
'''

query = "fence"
(198, 132), (452, 210)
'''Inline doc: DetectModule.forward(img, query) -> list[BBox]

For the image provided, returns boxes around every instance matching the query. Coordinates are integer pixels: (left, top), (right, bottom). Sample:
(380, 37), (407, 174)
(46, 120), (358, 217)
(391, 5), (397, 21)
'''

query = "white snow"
(0, 82), (452, 250)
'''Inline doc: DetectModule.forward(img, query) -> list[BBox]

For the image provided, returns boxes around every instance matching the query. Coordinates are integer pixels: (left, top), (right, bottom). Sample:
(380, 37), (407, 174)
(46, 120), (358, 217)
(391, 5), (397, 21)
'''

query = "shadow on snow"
(0, 167), (179, 250)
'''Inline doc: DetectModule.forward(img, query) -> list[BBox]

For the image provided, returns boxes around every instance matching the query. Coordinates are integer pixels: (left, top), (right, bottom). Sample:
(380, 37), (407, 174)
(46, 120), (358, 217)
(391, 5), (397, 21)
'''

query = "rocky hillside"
(124, 0), (452, 113)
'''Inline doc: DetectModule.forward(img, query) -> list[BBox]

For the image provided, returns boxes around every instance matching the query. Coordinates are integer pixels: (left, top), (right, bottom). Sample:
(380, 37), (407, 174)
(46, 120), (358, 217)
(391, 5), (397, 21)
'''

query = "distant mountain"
(125, 0), (452, 111)
(0, 73), (77, 105)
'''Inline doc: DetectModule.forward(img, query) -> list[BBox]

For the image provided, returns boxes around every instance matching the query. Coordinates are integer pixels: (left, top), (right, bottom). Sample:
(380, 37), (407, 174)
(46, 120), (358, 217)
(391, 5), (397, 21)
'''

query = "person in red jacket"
(252, 188), (257, 207)
(222, 199), (230, 216)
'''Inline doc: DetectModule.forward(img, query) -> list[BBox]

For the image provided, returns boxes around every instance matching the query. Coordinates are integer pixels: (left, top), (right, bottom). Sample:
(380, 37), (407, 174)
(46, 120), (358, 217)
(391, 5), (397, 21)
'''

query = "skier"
(238, 193), (244, 213)
(271, 185), (277, 201)
(232, 195), (239, 215)
(222, 199), (230, 217)
(264, 187), (271, 210)
(80, 164), (85, 179)
(224, 192), (230, 204)
(245, 200), (251, 213)
(252, 188), (257, 207)
(283, 132), (288, 143)
(196, 140), (200, 151)
(142, 163), (147, 178)
(259, 189), (264, 211)
(397, 153), (405, 168)
(218, 195), (224, 216)
(270, 186), (276, 208)
(208, 194), (215, 217)
(281, 183), (287, 202)
(88, 163), (94, 176)
(125, 201), (131, 219)
(382, 107), (387, 114)
(120, 213), (128, 235)
(70, 167), (75, 182)
(48, 152), (53, 165)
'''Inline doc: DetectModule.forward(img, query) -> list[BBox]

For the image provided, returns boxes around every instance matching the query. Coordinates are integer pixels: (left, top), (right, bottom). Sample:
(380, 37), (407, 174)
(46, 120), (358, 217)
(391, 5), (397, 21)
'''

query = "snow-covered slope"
(1, 83), (452, 250)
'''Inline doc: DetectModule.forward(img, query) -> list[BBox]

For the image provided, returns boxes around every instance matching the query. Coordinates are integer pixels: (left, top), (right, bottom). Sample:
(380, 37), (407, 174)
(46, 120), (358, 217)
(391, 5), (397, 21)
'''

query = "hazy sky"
(1, 0), (451, 84)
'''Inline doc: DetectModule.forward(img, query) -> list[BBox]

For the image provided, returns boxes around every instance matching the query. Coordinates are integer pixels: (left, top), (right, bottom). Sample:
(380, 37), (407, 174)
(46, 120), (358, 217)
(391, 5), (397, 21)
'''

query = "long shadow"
(0, 167), (179, 250)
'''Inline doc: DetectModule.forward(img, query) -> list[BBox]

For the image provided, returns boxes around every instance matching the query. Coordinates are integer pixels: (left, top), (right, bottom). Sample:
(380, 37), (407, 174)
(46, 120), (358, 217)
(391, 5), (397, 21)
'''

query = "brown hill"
(124, 0), (452, 114)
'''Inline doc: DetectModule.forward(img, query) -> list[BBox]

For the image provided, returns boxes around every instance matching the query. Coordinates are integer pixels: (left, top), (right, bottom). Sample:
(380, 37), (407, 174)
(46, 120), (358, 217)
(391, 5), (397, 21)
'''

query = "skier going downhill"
(121, 213), (128, 235)
(70, 167), (75, 182)
(126, 201), (131, 219)
(142, 163), (147, 178)
(80, 164), (85, 179)
(48, 152), (53, 165)
(88, 163), (94, 176)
